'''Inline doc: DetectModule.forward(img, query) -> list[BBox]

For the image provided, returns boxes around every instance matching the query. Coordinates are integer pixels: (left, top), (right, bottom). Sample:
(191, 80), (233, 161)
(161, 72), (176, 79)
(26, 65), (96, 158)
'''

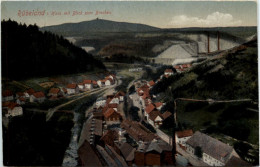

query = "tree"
(195, 146), (203, 158)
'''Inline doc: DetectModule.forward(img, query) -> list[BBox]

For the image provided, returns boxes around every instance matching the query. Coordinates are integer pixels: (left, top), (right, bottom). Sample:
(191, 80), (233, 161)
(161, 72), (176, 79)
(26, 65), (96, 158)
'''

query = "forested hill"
(1, 20), (106, 80)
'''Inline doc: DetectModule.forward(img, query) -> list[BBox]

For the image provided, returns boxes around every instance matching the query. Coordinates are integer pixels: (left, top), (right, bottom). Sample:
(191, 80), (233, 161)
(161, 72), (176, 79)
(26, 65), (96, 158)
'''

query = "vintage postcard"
(1, 1), (258, 166)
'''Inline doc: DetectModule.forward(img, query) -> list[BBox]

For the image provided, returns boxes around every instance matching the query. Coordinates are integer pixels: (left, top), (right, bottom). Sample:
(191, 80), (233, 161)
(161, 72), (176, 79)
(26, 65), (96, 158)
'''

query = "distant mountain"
(2, 20), (106, 80)
(40, 19), (161, 36)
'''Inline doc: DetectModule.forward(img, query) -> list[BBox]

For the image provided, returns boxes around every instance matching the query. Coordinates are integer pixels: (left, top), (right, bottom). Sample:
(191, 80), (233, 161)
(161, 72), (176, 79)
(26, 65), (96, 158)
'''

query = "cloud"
(169, 12), (242, 28)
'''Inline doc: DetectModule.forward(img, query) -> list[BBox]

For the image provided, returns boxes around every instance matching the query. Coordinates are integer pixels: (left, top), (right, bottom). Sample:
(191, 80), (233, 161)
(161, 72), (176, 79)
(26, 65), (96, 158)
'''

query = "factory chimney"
(207, 32), (210, 53)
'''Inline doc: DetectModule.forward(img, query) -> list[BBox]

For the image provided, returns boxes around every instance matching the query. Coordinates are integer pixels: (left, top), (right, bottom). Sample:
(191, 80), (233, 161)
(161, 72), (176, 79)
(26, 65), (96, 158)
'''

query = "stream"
(62, 112), (80, 167)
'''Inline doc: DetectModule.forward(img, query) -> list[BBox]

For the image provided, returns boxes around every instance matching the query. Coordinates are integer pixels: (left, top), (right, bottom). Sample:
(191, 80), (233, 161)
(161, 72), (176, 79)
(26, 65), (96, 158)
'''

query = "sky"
(1, 1), (257, 28)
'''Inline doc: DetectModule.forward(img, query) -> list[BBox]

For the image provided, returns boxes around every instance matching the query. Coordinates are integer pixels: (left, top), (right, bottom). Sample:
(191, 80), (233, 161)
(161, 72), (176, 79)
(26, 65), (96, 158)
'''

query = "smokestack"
(217, 31), (220, 51)
(207, 32), (210, 53)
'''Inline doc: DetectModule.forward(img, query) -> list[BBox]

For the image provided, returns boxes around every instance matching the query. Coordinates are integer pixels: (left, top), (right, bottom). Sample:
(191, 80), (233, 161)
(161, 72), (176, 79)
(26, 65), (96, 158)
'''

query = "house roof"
(19, 97), (26, 101)
(26, 88), (35, 95)
(108, 103), (118, 109)
(2, 90), (13, 97)
(62, 88), (67, 93)
(145, 103), (156, 114)
(119, 142), (136, 162)
(121, 120), (156, 142)
(49, 88), (60, 94)
(104, 108), (119, 118)
(148, 110), (163, 121)
(33, 92), (45, 98)
(78, 83), (84, 86)
(78, 140), (104, 166)
(176, 129), (193, 138)
(225, 156), (251, 166)
(92, 80), (97, 85)
(162, 111), (172, 119)
(165, 69), (173, 73)
(186, 131), (234, 163)
(105, 145), (128, 167)
(7, 102), (19, 110)
(148, 80), (155, 86)
(67, 83), (77, 89)
(83, 80), (92, 84)
(100, 130), (119, 147)
(154, 102), (163, 108)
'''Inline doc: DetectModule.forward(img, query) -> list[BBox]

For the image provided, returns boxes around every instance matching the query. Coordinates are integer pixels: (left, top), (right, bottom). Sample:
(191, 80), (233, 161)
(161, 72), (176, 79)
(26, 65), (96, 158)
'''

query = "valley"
(2, 18), (258, 167)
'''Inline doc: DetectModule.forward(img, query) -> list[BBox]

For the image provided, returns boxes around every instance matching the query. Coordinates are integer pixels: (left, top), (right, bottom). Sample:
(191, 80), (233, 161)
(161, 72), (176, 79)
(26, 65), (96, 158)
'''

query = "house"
(154, 102), (164, 110)
(4, 102), (23, 117)
(96, 96), (107, 107)
(164, 69), (174, 76)
(145, 103), (156, 118)
(148, 80), (155, 87)
(48, 88), (61, 97)
(108, 103), (118, 111)
(83, 80), (93, 90)
(115, 91), (125, 102)
(66, 83), (79, 95)
(97, 79), (105, 87)
(175, 129), (193, 147)
(147, 110), (164, 128)
(16, 97), (26, 105)
(2, 90), (13, 102)
(103, 108), (122, 124)
(92, 80), (98, 88)
(96, 144), (128, 167)
(105, 78), (114, 86)
(78, 140), (105, 166)
(60, 88), (67, 96)
(121, 120), (156, 142)
(162, 111), (172, 120)
(135, 139), (173, 166)
(84, 118), (103, 145)
(24, 88), (35, 99)
(117, 142), (136, 166)
(186, 131), (241, 166)
(99, 130), (119, 148)
(77, 83), (85, 90)
(30, 91), (46, 103)
(16, 92), (25, 99)
(107, 96), (119, 104)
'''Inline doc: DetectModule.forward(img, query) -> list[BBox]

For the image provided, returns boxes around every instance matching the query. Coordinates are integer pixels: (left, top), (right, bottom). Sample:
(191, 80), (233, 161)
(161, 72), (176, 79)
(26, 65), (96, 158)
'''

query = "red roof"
(155, 102), (163, 108)
(2, 90), (13, 97)
(108, 103), (118, 109)
(162, 111), (172, 119)
(62, 88), (67, 93)
(104, 108), (117, 118)
(176, 129), (193, 138)
(26, 88), (35, 95)
(83, 80), (92, 84)
(49, 88), (60, 94)
(7, 102), (19, 110)
(148, 80), (155, 86)
(92, 80), (97, 85)
(19, 97), (26, 101)
(67, 83), (77, 89)
(165, 69), (173, 73)
(33, 92), (45, 98)
(148, 110), (163, 121)
(145, 103), (156, 114)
